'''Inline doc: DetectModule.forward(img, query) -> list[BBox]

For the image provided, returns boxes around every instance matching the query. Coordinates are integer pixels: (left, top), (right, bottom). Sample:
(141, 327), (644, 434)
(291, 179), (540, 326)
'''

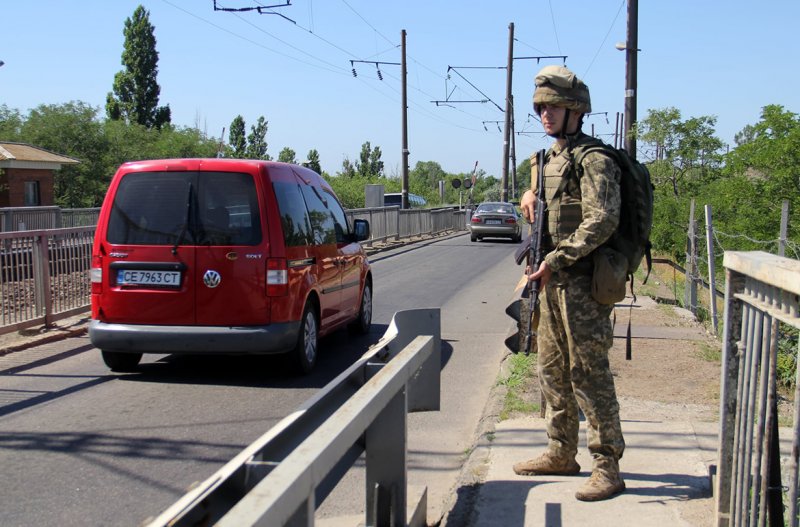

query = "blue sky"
(2, 1), (799, 179)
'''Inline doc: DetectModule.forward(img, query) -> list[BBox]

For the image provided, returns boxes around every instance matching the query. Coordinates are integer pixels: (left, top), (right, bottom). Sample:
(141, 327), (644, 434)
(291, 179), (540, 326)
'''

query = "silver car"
(469, 201), (523, 242)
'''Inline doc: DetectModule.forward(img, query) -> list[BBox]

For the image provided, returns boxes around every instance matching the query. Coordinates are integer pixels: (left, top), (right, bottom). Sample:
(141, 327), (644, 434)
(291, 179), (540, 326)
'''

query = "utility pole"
(623, 0), (639, 159)
(501, 22), (514, 202)
(510, 94), (517, 200)
(401, 29), (410, 209)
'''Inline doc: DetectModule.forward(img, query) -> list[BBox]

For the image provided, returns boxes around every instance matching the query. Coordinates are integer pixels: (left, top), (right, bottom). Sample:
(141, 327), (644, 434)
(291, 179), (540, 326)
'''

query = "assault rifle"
(505, 149), (547, 355)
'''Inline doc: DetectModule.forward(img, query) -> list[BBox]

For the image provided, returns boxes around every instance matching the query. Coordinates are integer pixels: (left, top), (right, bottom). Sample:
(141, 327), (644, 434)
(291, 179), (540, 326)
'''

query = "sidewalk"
(442, 294), (722, 527)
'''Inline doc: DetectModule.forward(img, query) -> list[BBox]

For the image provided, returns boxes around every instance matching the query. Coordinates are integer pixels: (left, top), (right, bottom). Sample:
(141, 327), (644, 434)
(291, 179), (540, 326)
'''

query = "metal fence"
(146, 308), (441, 527)
(0, 226), (95, 334)
(0, 208), (466, 337)
(715, 251), (800, 527)
(347, 206), (467, 246)
(0, 206), (100, 232)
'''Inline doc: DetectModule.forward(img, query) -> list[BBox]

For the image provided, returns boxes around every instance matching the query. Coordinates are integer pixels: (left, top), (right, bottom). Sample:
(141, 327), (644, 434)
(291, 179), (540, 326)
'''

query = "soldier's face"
(540, 105), (581, 137)
(540, 104), (567, 136)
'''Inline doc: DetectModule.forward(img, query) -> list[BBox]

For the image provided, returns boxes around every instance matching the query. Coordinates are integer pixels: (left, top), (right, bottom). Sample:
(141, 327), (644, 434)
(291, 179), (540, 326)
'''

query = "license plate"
(485, 219), (502, 225)
(117, 269), (181, 288)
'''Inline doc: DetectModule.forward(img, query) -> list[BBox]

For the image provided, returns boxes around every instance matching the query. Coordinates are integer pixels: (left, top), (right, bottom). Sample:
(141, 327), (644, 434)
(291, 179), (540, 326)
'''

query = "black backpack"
(572, 140), (654, 283)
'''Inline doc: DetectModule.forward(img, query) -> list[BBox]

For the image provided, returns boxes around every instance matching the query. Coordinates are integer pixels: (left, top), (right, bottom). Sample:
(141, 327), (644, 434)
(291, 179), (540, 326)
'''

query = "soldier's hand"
(525, 260), (552, 287)
(520, 189), (536, 222)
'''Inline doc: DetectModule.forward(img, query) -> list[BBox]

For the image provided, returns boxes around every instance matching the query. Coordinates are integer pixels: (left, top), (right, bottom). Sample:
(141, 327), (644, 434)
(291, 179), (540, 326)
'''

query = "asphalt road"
(0, 233), (523, 526)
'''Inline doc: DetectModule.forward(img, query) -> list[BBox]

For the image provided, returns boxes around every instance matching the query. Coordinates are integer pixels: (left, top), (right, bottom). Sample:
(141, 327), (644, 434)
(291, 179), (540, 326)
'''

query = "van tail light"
(504, 217), (517, 224)
(91, 255), (103, 294)
(266, 258), (288, 297)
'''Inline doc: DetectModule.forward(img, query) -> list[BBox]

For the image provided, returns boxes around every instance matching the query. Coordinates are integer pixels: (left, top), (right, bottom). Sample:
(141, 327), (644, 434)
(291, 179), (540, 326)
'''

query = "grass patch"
(499, 352), (539, 421)
(696, 342), (721, 363)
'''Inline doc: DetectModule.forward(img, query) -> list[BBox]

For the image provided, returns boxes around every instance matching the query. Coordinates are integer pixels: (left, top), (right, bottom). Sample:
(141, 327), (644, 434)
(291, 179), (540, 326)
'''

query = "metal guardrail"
(146, 308), (441, 527)
(715, 251), (800, 527)
(347, 206), (467, 246)
(0, 226), (95, 334)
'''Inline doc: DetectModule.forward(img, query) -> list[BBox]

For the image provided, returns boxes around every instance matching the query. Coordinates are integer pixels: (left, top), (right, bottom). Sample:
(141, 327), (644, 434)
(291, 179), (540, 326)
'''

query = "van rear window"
(107, 171), (262, 246)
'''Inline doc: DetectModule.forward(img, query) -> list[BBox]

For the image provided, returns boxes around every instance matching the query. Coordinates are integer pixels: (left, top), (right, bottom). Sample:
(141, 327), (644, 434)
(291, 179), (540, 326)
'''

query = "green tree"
(278, 147), (296, 163)
(638, 107), (724, 197)
(0, 104), (23, 140)
(410, 160), (447, 191)
(20, 102), (109, 207)
(228, 115), (246, 157)
(246, 116), (269, 160)
(305, 148), (321, 173)
(339, 157), (357, 178)
(723, 104), (800, 245)
(106, 5), (171, 129)
(354, 141), (383, 178)
(515, 156), (532, 197)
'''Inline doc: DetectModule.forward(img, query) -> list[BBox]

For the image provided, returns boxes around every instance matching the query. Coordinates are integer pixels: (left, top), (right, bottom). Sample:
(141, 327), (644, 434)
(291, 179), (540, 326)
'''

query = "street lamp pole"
(622, 0), (638, 159)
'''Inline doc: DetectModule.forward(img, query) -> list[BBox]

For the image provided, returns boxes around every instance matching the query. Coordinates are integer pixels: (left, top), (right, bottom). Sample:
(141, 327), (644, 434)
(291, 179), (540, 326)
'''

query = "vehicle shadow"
(118, 322), (454, 389)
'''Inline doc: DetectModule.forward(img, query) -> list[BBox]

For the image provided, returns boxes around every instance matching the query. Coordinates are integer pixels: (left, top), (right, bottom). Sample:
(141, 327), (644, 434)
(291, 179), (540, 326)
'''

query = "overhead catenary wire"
(162, 0), (346, 75)
(581, 0), (626, 78)
(181, 1), (629, 169)
(210, 0), (546, 144)
(191, 0), (481, 134)
(547, 0), (562, 54)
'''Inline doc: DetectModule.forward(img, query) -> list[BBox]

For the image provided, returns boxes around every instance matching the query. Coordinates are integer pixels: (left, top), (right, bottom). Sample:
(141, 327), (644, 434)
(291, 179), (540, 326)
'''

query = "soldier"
(514, 65), (626, 501)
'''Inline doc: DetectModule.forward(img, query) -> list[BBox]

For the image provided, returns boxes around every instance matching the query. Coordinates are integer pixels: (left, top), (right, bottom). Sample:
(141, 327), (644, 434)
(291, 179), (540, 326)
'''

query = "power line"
(162, 0), (346, 75)
(514, 37), (550, 56)
(339, 0), (395, 47)
(173, 1), (494, 147)
(582, 0), (626, 79)
(446, 67), (504, 112)
(231, 10), (348, 72)
(547, 0), (562, 54)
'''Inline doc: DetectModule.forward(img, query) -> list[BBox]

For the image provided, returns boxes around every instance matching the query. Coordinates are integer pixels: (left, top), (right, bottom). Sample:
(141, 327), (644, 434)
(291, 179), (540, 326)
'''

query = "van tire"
(293, 303), (319, 374)
(348, 282), (372, 335)
(101, 351), (142, 372)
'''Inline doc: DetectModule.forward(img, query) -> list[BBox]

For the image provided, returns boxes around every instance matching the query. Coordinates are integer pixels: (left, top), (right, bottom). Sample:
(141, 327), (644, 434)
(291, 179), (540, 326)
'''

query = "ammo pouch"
(591, 246), (628, 305)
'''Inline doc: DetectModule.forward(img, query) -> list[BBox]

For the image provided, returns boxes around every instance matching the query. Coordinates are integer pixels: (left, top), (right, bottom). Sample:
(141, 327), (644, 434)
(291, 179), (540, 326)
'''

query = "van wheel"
(101, 350), (142, 372)
(349, 282), (372, 335)
(293, 303), (319, 374)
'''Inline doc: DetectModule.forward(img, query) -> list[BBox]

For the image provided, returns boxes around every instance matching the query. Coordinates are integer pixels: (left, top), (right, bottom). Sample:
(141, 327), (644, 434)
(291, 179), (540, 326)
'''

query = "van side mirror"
(353, 219), (370, 242)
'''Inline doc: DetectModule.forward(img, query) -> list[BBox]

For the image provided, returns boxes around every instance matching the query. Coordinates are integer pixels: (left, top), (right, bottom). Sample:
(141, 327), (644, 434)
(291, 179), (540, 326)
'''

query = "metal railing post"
(365, 386), (407, 527)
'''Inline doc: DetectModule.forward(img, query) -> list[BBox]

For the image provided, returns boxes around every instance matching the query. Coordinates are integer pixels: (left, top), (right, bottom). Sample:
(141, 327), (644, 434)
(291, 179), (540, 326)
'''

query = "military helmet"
(533, 65), (591, 115)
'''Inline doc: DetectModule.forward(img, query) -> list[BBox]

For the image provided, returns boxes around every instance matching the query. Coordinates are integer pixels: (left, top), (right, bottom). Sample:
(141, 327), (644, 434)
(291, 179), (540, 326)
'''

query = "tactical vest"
(542, 147), (583, 247)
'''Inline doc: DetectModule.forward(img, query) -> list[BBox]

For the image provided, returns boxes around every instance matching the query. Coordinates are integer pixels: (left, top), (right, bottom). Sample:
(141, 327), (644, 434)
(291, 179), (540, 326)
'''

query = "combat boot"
(513, 451), (581, 476)
(575, 457), (625, 501)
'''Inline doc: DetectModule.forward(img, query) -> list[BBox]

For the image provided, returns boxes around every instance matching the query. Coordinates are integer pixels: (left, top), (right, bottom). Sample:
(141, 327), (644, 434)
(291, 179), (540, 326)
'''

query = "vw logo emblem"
(203, 270), (221, 288)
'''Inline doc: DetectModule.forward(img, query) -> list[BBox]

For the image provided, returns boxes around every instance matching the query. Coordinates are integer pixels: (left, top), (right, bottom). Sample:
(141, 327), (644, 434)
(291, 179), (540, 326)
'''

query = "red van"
(89, 159), (372, 374)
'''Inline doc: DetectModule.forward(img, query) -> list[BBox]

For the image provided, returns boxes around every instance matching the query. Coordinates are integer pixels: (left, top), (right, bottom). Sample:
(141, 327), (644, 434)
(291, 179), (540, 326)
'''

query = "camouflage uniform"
(537, 132), (625, 467)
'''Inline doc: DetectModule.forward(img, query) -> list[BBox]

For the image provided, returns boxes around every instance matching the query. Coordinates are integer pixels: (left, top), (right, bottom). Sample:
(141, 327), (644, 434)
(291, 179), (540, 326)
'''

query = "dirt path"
(610, 294), (721, 422)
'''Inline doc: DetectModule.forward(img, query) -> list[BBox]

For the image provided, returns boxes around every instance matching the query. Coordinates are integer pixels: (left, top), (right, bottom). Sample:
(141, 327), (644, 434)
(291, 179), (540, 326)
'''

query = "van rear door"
(193, 171), (267, 326)
(102, 171), (196, 325)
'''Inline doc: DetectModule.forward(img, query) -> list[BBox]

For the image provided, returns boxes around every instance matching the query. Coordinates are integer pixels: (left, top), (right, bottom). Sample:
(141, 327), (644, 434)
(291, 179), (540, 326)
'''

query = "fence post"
(779, 200), (789, 257)
(685, 199), (698, 317)
(715, 266), (745, 527)
(705, 204), (719, 334)
(31, 234), (54, 326)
